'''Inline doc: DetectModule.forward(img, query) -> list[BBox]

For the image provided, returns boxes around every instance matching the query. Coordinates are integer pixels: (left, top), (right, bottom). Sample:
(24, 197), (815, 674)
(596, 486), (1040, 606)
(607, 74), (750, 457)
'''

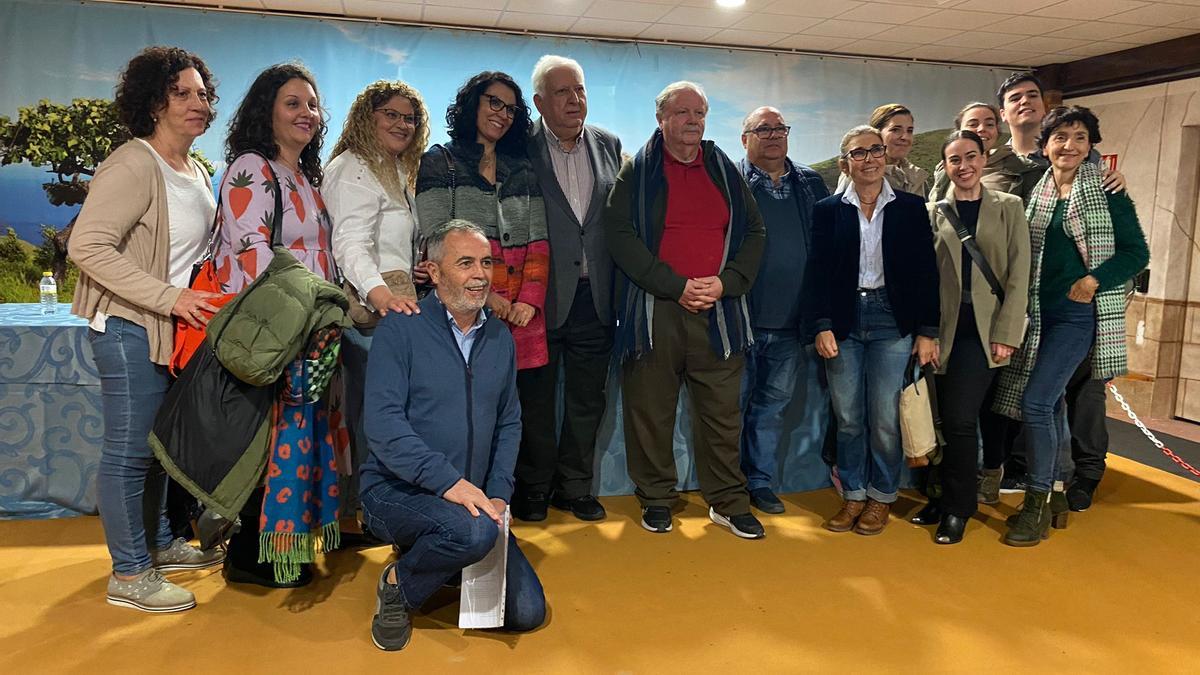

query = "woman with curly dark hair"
(212, 62), (345, 588)
(69, 45), (224, 613)
(415, 71), (549, 370)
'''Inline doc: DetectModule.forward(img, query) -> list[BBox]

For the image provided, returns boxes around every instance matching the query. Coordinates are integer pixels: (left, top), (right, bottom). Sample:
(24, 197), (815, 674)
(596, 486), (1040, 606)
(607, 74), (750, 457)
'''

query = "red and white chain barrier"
(1107, 382), (1200, 478)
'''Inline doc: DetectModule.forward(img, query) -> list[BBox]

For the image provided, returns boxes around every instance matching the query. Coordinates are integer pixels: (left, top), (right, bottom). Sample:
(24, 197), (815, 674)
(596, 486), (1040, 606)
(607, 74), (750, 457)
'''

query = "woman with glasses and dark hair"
(837, 103), (930, 197)
(913, 130), (1030, 545)
(808, 125), (939, 537)
(325, 80), (429, 531)
(994, 106), (1147, 546)
(70, 45), (224, 613)
(212, 62), (344, 587)
(415, 71), (549, 371)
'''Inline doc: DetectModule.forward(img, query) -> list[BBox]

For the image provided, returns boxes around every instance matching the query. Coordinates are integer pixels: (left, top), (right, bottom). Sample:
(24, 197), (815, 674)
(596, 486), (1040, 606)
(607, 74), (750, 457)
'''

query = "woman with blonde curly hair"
(325, 80), (430, 531)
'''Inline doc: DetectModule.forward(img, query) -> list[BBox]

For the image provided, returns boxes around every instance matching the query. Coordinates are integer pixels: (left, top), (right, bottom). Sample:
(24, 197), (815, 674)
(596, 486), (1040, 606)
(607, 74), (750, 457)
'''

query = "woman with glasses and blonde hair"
(416, 71), (549, 371)
(325, 80), (430, 535)
(807, 125), (940, 537)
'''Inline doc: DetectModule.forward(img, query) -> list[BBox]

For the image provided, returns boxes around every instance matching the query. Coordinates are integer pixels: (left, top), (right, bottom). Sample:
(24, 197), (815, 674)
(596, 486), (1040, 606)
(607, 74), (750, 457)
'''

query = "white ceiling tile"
(708, 28), (793, 47)
(571, 16), (651, 36)
(1032, 0), (1151, 20)
(422, 5), (501, 26)
(803, 18), (895, 39)
(584, 0), (672, 23)
(835, 3), (940, 24)
(423, 0), (506, 9)
(760, 0), (864, 19)
(868, 25), (962, 44)
(953, 0), (1061, 12)
(896, 44), (981, 62)
(1110, 25), (1200, 43)
(938, 30), (1021, 48)
(1054, 40), (1137, 57)
(637, 23), (720, 42)
(191, 0), (263, 7)
(1046, 20), (1145, 41)
(842, 40), (926, 57)
(504, 0), (592, 15)
(343, 0), (422, 20)
(769, 33), (855, 51)
(495, 11), (578, 33)
(967, 47), (1044, 65)
(657, 6), (751, 28)
(868, 0), (969, 5)
(260, 0), (343, 12)
(1003, 35), (1094, 52)
(988, 15), (1080, 35)
(732, 13), (823, 33)
(1104, 3), (1200, 25)
(919, 9), (1011, 30)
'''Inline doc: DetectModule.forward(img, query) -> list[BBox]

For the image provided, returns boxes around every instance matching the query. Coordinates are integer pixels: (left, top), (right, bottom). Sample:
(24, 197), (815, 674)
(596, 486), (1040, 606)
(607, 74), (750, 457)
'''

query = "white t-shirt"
(89, 140), (215, 332)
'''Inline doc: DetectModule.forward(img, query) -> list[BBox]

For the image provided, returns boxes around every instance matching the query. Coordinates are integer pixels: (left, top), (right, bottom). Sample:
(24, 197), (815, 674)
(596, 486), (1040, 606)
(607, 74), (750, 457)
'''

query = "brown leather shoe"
(853, 499), (891, 535)
(824, 500), (866, 532)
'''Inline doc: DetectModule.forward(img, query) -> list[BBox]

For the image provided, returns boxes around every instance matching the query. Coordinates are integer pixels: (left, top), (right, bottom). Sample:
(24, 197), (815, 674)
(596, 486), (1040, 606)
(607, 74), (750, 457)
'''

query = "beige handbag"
(899, 354), (943, 468)
(344, 269), (418, 329)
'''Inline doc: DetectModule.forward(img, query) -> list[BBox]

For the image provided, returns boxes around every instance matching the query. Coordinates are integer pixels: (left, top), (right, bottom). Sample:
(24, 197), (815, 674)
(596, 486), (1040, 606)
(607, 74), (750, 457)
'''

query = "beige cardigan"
(70, 140), (202, 365)
(929, 187), (1031, 374)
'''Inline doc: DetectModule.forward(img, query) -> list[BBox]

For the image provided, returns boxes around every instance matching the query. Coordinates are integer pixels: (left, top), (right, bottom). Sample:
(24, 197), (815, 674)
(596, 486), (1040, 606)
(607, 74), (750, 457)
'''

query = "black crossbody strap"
(936, 200), (1004, 304)
(437, 144), (457, 220)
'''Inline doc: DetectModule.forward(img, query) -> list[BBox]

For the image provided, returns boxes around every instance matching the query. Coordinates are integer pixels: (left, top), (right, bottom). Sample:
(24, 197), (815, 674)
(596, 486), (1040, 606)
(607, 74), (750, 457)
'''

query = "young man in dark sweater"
(360, 220), (546, 651)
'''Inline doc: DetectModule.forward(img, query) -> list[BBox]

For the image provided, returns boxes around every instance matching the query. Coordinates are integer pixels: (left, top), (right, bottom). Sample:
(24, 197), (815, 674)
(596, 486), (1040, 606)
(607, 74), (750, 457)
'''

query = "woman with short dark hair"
(415, 71), (549, 370)
(994, 106), (1148, 546)
(69, 45), (224, 612)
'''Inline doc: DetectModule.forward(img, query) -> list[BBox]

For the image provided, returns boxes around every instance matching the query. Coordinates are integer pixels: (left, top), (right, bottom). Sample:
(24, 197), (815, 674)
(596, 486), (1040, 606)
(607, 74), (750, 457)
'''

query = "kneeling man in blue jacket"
(360, 219), (547, 651)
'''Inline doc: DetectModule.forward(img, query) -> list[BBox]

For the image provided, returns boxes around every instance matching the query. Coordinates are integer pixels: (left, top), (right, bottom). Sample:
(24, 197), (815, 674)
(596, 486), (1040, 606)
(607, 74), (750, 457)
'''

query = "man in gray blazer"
(513, 55), (623, 522)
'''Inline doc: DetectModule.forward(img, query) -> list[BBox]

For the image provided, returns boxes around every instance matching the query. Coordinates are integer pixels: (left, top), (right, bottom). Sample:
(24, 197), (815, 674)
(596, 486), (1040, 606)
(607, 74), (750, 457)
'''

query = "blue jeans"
(361, 482), (546, 632)
(739, 329), (800, 491)
(1022, 297), (1096, 493)
(88, 316), (173, 575)
(824, 289), (912, 504)
(340, 326), (372, 515)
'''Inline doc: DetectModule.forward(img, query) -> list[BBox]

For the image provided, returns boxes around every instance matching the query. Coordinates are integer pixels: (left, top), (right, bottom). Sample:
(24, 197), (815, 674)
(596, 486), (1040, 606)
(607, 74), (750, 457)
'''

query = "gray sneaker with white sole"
(151, 537), (225, 572)
(106, 569), (196, 613)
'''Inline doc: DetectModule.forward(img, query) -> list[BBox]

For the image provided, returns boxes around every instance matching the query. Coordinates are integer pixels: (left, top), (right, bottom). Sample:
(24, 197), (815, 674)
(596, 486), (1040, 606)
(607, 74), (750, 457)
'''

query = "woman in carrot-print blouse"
(213, 63), (343, 590)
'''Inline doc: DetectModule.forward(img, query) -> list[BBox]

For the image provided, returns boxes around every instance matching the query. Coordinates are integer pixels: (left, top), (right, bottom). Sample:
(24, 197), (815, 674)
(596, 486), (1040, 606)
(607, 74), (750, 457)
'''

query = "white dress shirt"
(840, 179), (896, 289)
(326, 151), (418, 308)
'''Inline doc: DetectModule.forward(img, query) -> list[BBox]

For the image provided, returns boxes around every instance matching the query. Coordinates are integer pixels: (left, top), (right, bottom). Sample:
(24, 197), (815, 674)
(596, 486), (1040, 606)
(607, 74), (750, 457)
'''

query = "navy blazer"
(805, 189), (940, 340)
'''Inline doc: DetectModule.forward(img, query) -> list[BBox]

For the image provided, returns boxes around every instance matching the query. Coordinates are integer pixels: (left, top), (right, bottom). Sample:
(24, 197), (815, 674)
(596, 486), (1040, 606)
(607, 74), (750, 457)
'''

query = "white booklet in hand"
(458, 506), (509, 629)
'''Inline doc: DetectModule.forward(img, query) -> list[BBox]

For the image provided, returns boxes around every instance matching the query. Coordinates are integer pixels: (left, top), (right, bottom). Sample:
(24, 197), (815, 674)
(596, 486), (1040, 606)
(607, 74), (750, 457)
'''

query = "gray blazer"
(528, 120), (623, 329)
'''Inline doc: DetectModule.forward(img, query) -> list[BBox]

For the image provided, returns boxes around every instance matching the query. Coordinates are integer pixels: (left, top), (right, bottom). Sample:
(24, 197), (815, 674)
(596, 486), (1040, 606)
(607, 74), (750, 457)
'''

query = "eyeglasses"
(375, 107), (421, 128)
(843, 144), (887, 162)
(483, 93), (520, 120)
(745, 125), (790, 139)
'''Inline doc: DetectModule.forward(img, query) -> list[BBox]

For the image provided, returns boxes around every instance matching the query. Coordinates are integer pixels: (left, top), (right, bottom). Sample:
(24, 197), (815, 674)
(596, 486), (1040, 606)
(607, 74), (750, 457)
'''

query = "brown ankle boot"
(853, 499), (891, 536)
(824, 500), (866, 532)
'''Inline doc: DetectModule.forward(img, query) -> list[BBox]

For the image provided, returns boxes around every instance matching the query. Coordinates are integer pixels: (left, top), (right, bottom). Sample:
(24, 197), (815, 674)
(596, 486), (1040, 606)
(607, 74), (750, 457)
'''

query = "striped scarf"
(993, 161), (1127, 419)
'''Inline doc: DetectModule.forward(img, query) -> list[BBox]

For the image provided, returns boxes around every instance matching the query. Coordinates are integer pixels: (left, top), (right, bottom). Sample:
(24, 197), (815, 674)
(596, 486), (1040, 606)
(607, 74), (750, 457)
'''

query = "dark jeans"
(739, 328), (801, 491)
(339, 326), (373, 516)
(621, 299), (750, 515)
(1022, 297), (1096, 492)
(89, 317), (173, 576)
(516, 280), (613, 499)
(935, 307), (997, 518)
(361, 482), (546, 632)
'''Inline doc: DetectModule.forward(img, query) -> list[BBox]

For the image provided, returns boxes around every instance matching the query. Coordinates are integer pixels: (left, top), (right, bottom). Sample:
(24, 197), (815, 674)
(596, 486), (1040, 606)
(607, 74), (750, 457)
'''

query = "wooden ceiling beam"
(1037, 34), (1200, 98)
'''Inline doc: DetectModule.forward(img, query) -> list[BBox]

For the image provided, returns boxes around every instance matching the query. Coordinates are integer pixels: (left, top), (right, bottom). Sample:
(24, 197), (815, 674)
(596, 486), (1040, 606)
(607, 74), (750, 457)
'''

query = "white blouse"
(325, 151), (418, 307)
(840, 179), (896, 290)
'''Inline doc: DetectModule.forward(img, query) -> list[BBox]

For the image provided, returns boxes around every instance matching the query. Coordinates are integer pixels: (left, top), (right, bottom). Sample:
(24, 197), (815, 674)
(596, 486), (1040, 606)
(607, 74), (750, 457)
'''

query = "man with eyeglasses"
(513, 55), (624, 523)
(604, 81), (766, 539)
(735, 106), (829, 514)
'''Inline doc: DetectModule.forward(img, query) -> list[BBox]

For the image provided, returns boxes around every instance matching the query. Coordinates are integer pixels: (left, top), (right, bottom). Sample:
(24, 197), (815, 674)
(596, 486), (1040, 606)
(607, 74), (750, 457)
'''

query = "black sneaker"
(372, 562), (412, 652)
(749, 488), (785, 514)
(709, 507), (765, 539)
(550, 494), (607, 521)
(511, 492), (548, 522)
(998, 474), (1028, 494)
(640, 505), (672, 533)
(1066, 476), (1100, 512)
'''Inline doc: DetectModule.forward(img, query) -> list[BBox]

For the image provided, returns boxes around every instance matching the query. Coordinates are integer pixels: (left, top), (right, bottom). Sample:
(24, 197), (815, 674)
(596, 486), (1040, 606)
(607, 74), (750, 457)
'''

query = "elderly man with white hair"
(511, 55), (624, 523)
(604, 81), (766, 538)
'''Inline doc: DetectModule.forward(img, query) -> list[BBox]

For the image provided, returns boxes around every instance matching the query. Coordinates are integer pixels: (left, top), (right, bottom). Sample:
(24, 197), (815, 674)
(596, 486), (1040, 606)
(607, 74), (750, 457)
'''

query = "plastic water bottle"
(39, 271), (57, 315)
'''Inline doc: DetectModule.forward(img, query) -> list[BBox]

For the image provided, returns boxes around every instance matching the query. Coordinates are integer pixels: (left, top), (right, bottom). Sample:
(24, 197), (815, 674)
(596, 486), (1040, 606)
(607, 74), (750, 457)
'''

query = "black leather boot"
(1067, 476), (1099, 512)
(1004, 489), (1051, 547)
(934, 513), (967, 545)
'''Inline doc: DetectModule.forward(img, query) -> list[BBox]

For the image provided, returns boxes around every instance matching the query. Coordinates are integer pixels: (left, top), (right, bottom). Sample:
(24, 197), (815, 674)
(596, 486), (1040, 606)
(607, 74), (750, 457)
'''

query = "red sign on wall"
(1101, 154), (1118, 172)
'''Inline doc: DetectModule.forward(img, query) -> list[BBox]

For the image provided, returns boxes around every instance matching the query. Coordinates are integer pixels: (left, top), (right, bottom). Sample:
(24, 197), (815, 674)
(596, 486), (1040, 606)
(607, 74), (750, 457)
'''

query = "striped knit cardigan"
(415, 141), (549, 370)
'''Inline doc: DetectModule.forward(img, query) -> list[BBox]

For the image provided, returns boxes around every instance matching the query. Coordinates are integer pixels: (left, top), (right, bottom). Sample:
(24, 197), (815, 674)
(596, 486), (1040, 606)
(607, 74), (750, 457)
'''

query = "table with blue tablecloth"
(0, 303), (99, 519)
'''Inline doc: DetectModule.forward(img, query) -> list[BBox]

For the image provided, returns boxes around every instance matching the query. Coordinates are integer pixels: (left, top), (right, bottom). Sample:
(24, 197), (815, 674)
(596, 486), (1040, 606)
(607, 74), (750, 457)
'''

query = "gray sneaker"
(978, 467), (1003, 504)
(106, 569), (196, 613)
(152, 537), (225, 572)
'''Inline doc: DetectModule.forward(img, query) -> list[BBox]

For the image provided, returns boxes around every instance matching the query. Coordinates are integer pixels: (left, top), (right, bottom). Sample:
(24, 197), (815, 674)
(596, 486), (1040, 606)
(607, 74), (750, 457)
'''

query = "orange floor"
(1, 453), (1198, 673)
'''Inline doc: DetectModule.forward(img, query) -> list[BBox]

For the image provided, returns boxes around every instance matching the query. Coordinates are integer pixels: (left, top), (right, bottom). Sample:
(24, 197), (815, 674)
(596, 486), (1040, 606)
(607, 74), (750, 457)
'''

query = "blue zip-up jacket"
(359, 292), (522, 503)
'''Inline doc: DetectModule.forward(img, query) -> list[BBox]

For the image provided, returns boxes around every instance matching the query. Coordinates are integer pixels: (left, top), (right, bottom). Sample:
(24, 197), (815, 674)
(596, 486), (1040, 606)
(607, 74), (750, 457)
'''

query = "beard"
(442, 282), (489, 316)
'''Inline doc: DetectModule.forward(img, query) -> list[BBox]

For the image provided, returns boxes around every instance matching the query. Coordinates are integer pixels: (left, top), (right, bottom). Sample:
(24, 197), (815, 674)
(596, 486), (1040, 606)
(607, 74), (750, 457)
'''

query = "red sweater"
(658, 148), (729, 279)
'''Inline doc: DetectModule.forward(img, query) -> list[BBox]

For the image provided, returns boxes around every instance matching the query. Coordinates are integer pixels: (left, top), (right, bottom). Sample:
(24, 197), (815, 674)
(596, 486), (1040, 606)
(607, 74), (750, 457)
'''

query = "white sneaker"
(106, 569), (196, 613)
(151, 537), (225, 572)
